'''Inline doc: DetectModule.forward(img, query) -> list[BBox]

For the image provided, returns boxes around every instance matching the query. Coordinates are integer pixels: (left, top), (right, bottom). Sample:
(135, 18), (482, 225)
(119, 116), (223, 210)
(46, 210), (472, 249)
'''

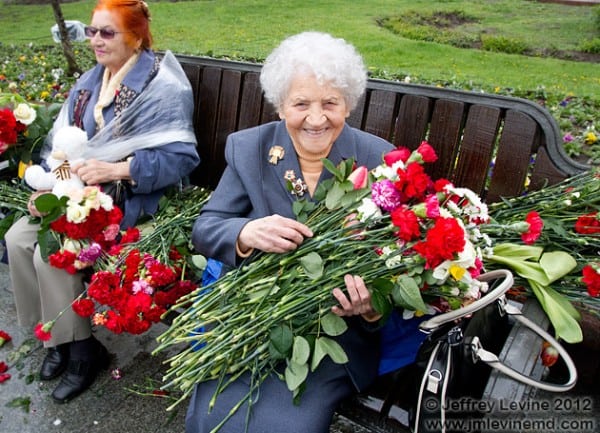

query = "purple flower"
(372, 179), (402, 212)
(77, 242), (102, 263)
(563, 133), (574, 143)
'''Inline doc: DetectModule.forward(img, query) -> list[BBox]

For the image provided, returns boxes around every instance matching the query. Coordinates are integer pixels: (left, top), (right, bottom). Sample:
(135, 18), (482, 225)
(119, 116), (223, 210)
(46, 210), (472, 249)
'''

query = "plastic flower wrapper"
(154, 142), (530, 426)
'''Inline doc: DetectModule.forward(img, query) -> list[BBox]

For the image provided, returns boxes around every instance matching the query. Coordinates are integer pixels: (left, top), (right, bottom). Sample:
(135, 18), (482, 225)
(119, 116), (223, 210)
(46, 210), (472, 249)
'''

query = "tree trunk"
(50, 0), (81, 77)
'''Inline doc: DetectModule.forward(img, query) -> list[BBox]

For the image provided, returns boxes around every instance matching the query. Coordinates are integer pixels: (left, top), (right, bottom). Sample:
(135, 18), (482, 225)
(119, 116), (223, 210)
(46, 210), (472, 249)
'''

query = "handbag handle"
(418, 269), (514, 333)
(469, 298), (577, 392)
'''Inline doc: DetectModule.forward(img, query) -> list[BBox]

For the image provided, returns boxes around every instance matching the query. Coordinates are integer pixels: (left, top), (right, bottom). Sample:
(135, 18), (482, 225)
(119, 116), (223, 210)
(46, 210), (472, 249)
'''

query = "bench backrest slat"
(173, 54), (588, 199)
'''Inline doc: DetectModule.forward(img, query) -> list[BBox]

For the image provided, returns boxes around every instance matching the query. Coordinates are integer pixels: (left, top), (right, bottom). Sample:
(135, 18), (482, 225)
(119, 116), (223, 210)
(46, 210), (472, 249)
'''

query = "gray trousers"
(185, 358), (354, 433)
(4, 216), (91, 348)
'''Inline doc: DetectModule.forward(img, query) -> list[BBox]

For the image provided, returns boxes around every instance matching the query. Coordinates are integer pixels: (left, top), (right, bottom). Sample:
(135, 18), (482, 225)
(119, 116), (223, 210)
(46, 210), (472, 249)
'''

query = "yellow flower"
(40, 90), (50, 100)
(584, 131), (598, 145)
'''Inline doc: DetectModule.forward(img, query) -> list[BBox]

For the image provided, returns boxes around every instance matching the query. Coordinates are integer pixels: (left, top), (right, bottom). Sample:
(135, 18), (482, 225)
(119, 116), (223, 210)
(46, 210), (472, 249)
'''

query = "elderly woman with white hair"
(187, 31), (395, 433)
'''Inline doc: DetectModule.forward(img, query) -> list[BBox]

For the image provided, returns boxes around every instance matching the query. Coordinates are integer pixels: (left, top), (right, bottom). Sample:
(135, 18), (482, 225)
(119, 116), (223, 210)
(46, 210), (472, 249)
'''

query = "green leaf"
(284, 360), (308, 391)
(324, 181), (346, 210)
(311, 337), (349, 371)
(493, 243), (542, 261)
(291, 336), (311, 365)
(191, 254), (207, 270)
(299, 252), (323, 279)
(321, 158), (340, 179)
(370, 289), (392, 318)
(269, 324), (293, 356)
(539, 251), (576, 284)
(392, 275), (428, 312)
(321, 312), (348, 337)
(530, 282), (582, 343)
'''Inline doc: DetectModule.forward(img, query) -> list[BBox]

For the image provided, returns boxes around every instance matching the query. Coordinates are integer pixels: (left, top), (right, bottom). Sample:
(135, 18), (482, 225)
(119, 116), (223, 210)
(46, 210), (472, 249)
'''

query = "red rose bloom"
(521, 211), (543, 245)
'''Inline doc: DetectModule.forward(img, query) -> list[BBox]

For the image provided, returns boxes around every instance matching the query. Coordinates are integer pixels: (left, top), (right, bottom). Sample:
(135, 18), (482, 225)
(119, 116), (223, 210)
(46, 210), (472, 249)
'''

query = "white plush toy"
(24, 126), (88, 198)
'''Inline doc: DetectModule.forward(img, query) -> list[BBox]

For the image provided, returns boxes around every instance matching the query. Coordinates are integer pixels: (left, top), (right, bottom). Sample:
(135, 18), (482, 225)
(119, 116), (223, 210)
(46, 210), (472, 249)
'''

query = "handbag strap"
(469, 297), (578, 392)
(413, 326), (463, 433)
(418, 269), (513, 333)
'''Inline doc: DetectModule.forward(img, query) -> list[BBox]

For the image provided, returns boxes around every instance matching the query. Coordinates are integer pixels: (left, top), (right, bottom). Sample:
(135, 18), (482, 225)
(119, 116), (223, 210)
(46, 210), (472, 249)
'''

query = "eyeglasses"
(84, 26), (127, 40)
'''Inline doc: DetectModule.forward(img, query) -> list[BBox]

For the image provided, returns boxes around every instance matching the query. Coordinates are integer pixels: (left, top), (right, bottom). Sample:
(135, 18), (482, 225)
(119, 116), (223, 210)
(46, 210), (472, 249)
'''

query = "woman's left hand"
(331, 275), (382, 323)
(72, 159), (130, 185)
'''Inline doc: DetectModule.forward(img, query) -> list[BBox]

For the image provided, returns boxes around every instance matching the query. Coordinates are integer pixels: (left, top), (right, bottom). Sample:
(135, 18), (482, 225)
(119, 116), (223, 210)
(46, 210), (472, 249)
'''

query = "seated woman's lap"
(185, 357), (354, 433)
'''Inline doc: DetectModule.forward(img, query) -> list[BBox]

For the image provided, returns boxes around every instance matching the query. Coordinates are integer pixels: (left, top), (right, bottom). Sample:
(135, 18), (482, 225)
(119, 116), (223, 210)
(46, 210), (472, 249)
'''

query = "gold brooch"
(268, 145), (285, 165)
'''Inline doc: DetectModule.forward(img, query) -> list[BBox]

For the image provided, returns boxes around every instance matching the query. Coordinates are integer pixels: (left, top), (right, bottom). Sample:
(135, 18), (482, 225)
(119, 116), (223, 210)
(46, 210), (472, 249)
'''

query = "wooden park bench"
(171, 53), (589, 433)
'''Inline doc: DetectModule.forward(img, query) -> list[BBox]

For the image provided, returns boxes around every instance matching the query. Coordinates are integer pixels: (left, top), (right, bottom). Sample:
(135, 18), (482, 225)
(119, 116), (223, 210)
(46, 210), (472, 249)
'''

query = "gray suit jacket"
(192, 120), (395, 391)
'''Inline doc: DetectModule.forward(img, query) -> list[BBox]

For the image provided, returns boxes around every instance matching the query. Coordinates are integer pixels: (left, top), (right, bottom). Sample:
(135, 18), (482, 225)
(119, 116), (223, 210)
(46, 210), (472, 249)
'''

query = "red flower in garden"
(521, 211), (543, 245)
(582, 263), (600, 297)
(0, 330), (12, 347)
(574, 212), (600, 235)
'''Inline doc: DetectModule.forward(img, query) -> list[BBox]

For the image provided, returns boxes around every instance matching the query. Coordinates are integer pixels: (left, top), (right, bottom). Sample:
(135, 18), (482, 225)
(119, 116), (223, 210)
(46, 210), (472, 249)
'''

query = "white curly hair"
(260, 31), (367, 112)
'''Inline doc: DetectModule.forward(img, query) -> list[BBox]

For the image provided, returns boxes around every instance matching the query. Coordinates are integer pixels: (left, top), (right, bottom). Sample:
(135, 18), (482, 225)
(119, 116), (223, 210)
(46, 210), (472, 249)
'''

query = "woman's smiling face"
(279, 74), (350, 156)
(88, 10), (138, 76)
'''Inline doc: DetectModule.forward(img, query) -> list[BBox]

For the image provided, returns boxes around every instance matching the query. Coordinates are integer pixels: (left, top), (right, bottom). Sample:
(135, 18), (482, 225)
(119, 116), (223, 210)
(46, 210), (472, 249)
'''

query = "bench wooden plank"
(394, 94), (431, 150)
(426, 99), (464, 181)
(452, 105), (501, 196)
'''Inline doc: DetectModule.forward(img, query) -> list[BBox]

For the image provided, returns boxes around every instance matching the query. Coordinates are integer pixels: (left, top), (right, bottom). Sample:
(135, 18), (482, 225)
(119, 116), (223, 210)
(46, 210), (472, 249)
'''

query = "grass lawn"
(1, 0), (599, 160)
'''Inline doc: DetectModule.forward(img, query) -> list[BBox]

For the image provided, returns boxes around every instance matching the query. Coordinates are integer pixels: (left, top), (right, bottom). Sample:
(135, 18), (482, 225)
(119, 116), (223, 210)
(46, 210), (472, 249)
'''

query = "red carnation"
(34, 322), (53, 341)
(0, 108), (18, 146)
(72, 298), (96, 317)
(0, 361), (8, 373)
(395, 162), (430, 200)
(575, 212), (600, 235)
(0, 330), (12, 347)
(413, 217), (466, 269)
(390, 206), (421, 241)
(582, 264), (600, 297)
(521, 211), (543, 245)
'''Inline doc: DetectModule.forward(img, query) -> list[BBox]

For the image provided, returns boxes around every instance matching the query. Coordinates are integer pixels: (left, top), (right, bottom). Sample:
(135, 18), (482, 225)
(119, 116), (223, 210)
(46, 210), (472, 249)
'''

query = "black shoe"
(40, 345), (69, 381)
(51, 342), (110, 403)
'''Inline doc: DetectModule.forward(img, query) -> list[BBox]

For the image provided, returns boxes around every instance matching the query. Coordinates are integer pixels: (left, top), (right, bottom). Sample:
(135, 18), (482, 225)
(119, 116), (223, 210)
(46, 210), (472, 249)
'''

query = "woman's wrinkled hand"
(332, 274), (382, 323)
(72, 159), (129, 185)
(238, 214), (313, 254)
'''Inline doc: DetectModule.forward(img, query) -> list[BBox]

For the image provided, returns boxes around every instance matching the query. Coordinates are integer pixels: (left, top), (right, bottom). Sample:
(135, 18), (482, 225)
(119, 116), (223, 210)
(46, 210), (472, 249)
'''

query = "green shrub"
(481, 35), (528, 55)
(580, 37), (600, 54)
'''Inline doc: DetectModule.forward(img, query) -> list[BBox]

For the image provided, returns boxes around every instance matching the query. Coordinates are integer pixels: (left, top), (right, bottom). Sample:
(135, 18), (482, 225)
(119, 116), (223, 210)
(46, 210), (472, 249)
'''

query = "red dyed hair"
(93, 0), (153, 49)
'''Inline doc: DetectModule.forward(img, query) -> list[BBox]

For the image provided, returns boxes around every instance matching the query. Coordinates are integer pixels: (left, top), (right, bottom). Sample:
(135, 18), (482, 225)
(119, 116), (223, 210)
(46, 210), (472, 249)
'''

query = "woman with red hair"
(5, 0), (199, 403)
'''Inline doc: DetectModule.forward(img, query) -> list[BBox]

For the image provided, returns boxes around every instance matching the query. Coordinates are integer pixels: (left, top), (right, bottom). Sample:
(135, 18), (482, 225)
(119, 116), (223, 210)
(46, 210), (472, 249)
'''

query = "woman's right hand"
(27, 190), (50, 217)
(237, 214), (313, 254)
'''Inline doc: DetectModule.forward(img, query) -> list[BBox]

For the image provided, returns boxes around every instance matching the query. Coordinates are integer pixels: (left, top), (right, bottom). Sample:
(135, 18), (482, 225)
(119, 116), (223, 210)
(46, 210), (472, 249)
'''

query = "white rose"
(13, 103), (37, 125)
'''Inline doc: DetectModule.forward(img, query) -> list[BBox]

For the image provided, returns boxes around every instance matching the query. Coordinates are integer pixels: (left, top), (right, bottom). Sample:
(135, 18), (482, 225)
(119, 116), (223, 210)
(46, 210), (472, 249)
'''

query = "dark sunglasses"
(84, 26), (127, 40)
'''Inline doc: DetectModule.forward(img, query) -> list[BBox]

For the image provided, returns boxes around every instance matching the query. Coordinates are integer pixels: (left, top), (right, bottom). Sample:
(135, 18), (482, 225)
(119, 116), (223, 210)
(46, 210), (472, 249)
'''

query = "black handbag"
(411, 269), (578, 433)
